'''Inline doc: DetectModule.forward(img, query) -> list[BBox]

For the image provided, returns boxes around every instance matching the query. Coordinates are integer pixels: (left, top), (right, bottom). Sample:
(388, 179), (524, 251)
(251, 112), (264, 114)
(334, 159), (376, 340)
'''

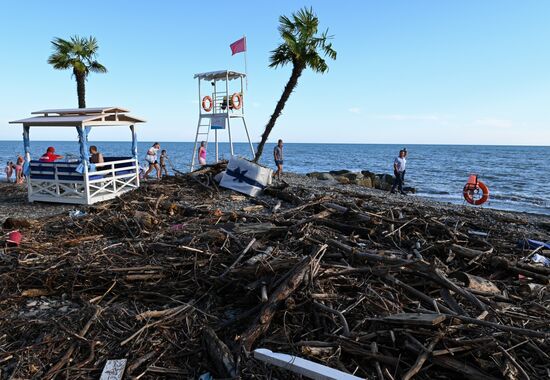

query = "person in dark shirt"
(273, 139), (284, 180)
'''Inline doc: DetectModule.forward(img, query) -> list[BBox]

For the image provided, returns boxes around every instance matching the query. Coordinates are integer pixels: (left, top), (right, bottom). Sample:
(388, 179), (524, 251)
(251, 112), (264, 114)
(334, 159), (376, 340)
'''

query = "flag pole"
(244, 35), (248, 90)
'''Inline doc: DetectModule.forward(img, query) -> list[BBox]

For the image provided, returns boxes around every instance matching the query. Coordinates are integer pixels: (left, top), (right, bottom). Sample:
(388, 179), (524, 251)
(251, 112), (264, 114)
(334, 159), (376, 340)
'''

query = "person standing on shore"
(273, 139), (284, 180)
(4, 161), (14, 183)
(390, 149), (407, 195)
(15, 156), (24, 184)
(198, 141), (207, 166)
(144, 142), (161, 180)
(402, 147), (408, 184)
(160, 149), (169, 177)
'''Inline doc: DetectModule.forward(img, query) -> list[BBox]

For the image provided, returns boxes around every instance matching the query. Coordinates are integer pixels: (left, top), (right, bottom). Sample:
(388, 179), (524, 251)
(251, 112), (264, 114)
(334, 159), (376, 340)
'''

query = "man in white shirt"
(390, 149), (407, 195)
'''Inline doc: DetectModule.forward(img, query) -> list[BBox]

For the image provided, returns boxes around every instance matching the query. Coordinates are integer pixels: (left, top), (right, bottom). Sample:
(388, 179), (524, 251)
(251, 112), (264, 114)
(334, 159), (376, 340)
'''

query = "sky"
(0, 0), (549, 145)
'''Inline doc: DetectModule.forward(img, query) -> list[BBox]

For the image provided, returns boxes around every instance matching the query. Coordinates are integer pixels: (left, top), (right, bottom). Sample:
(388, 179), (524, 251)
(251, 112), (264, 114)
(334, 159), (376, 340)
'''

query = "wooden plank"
(100, 359), (127, 380)
(253, 349), (362, 380)
(382, 313), (446, 326)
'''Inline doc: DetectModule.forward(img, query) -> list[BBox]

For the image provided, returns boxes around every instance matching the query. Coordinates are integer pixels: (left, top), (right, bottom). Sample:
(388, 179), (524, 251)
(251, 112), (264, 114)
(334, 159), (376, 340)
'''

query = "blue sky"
(0, 0), (549, 145)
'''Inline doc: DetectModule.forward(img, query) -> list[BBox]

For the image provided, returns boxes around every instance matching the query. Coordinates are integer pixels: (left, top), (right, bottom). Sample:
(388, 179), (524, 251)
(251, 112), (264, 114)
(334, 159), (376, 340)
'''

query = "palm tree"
(47, 36), (107, 108)
(253, 7), (336, 163)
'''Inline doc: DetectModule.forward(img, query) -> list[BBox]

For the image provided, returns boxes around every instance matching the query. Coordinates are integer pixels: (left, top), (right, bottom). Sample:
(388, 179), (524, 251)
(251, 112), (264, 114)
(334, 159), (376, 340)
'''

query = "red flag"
(230, 37), (246, 55)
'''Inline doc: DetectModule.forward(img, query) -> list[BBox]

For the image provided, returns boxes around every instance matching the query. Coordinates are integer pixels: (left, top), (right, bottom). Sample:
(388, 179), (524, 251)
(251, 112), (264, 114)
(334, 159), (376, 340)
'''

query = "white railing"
(27, 157), (139, 205)
(87, 158), (139, 201)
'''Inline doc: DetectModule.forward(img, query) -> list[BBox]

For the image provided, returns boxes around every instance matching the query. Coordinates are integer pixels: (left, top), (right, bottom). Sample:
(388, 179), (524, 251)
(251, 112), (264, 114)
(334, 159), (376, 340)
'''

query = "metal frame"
(190, 70), (255, 171)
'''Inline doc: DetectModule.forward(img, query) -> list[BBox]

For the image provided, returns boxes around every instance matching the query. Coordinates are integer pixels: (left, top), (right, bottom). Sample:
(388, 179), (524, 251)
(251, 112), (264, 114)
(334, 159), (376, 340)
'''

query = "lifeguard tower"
(190, 70), (255, 171)
(10, 107), (145, 205)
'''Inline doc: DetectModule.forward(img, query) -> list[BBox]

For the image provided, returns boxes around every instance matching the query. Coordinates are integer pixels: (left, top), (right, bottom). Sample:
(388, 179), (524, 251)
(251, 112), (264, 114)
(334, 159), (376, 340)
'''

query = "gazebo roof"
(31, 107), (130, 115)
(10, 107), (145, 127)
(194, 70), (246, 81)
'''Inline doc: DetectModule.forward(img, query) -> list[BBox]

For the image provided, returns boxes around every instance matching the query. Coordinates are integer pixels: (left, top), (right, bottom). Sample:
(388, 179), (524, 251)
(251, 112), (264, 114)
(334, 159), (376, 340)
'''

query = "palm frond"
(48, 35), (107, 76)
(88, 61), (108, 73)
(270, 7), (336, 73)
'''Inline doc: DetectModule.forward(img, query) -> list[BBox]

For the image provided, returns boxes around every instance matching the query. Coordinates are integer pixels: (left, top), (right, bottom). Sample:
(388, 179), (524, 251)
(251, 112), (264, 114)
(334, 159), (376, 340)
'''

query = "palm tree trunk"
(75, 71), (86, 108)
(253, 63), (304, 163)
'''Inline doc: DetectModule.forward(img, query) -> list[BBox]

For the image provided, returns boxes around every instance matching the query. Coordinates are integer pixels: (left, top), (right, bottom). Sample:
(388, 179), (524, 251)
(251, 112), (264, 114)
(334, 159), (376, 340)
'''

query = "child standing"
(4, 161), (13, 182)
(159, 149), (169, 177)
(15, 156), (24, 184)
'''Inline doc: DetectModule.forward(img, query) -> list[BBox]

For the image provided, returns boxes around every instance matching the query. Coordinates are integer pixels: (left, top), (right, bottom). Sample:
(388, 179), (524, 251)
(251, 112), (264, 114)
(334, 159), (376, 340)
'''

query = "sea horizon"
(1, 140), (549, 147)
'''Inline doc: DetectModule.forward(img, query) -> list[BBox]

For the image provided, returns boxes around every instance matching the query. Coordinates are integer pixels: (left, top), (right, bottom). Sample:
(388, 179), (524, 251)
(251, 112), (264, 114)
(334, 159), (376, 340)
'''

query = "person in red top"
(39, 147), (63, 162)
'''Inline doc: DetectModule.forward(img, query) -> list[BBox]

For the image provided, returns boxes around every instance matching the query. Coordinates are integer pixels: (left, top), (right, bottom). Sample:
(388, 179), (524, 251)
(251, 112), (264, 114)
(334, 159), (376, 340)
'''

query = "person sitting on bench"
(89, 145), (105, 165)
(39, 147), (63, 162)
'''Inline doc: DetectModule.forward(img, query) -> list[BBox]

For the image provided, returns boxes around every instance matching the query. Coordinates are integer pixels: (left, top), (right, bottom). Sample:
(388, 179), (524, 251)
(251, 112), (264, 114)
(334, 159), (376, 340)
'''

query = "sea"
(1, 141), (549, 216)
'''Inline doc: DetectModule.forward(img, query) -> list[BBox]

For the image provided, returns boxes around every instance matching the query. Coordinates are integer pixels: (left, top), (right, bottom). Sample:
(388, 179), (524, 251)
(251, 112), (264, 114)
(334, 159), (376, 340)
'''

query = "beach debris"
(99, 359), (127, 380)
(520, 238), (550, 250)
(68, 210), (87, 218)
(0, 168), (548, 379)
(6, 230), (22, 246)
(253, 348), (363, 380)
(531, 253), (550, 267)
(219, 156), (273, 197)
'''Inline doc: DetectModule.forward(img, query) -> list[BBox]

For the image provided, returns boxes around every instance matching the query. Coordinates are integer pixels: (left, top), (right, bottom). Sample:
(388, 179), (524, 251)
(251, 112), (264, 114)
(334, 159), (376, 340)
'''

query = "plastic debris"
(531, 253), (550, 267)
(69, 210), (87, 218)
(520, 239), (550, 250)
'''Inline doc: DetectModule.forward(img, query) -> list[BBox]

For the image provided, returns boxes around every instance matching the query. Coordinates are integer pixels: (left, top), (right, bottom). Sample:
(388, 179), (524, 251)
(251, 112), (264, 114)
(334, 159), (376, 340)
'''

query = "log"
(381, 313), (446, 326)
(402, 335), (441, 380)
(239, 256), (314, 350)
(203, 326), (236, 378)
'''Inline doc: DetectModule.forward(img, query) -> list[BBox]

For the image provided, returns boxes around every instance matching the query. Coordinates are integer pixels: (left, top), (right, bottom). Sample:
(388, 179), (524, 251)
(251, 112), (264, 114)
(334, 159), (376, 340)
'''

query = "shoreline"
(1, 173), (550, 223)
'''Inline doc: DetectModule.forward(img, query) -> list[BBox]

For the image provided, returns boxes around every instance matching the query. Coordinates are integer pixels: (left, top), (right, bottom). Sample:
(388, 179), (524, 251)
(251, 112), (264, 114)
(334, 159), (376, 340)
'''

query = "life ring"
(463, 176), (489, 205)
(231, 93), (242, 110)
(202, 96), (212, 112)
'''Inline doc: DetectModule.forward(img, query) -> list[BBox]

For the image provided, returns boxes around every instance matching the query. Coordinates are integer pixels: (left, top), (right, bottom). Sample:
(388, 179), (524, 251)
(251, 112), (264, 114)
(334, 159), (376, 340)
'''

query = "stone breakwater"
(306, 169), (416, 193)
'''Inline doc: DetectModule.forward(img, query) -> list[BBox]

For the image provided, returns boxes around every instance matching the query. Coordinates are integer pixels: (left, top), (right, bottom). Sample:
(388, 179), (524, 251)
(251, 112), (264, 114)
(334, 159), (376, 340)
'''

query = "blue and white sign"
(220, 156), (273, 197)
(211, 115), (225, 130)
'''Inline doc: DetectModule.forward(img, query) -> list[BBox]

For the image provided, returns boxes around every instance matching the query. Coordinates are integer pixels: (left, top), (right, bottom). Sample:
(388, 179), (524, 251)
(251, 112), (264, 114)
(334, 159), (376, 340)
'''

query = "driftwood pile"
(1, 165), (549, 379)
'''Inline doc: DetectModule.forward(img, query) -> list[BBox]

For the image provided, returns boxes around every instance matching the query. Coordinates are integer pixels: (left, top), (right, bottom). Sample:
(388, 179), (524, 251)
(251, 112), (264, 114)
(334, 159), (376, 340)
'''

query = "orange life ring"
(463, 177), (489, 205)
(231, 93), (242, 110)
(202, 96), (212, 112)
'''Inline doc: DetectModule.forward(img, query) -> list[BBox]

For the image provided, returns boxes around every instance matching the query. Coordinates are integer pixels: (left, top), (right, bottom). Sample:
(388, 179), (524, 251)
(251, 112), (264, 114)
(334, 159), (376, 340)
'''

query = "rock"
(354, 177), (373, 188)
(342, 172), (364, 181)
(336, 176), (350, 184)
(329, 169), (351, 176)
(373, 174), (394, 191)
(380, 174), (394, 185)
(403, 186), (416, 194)
(374, 174), (394, 191)
(307, 172), (334, 181)
(361, 170), (376, 179)
(318, 173), (335, 181)
(307, 172), (321, 178)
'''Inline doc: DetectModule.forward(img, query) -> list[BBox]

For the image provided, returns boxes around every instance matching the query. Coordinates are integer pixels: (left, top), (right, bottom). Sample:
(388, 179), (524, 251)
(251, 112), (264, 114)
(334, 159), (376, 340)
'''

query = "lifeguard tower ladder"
(191, 70), (255, 171)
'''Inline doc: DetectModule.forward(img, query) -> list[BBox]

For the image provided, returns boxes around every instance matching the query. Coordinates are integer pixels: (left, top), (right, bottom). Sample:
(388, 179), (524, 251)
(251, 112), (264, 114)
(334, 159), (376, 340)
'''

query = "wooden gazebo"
(10, 107), (145, 205)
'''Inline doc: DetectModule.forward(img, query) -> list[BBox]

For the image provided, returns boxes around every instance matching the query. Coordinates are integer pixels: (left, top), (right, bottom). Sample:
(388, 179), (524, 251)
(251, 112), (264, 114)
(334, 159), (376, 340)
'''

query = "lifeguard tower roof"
(10, 107), (145, 127)
(194, 70), (246, 81)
